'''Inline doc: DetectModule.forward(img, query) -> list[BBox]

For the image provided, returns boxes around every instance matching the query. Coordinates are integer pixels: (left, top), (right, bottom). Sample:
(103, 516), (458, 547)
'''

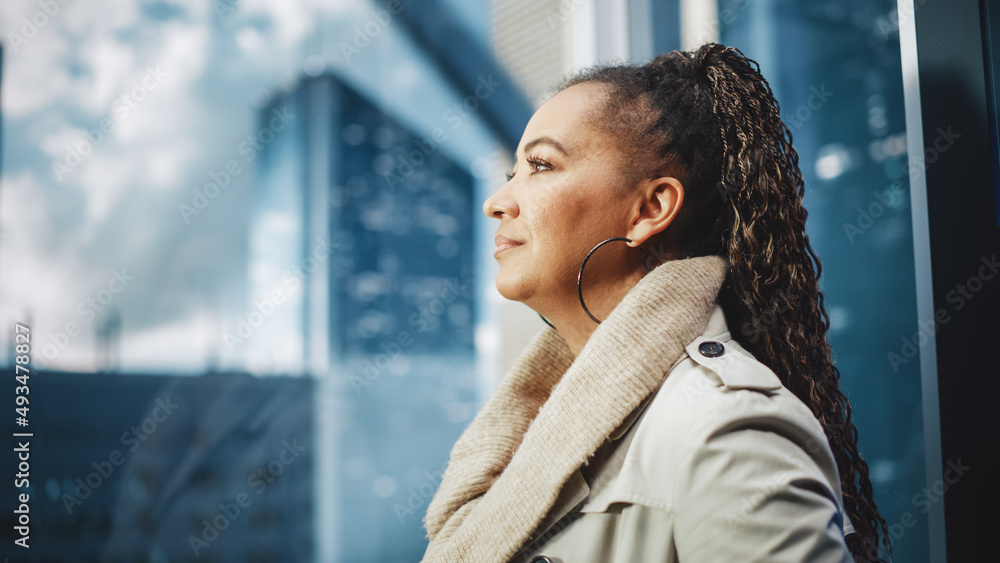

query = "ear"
(625, 176), (684, 247)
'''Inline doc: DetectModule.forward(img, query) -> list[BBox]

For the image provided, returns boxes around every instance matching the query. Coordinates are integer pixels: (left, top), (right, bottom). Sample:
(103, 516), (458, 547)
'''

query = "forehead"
(518, 82), (611, 154)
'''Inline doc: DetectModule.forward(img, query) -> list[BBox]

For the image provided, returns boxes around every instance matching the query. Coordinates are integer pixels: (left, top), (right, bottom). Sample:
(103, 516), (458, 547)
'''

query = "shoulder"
(619, 334), (844, 512)
(651, 334), (828, 443)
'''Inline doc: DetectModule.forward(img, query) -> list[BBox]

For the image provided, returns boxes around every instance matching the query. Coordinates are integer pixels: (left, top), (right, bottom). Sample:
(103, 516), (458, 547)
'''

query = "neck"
(535, 266), (648, 357)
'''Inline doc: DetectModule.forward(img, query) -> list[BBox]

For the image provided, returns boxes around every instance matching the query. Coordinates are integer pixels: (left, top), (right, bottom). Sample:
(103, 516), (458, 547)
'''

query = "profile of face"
(482, 82), (684, 325)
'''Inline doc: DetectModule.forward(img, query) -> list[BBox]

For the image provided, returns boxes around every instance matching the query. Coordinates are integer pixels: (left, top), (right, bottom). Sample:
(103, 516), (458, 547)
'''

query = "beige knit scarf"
(420, 255), (730, 562)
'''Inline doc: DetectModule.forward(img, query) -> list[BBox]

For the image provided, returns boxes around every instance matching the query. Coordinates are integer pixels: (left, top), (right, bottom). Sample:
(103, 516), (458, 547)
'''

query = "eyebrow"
(517, 136), (570, 160)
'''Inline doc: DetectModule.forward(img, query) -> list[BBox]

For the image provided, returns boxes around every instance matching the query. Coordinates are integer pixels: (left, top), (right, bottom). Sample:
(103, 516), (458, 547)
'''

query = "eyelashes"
(506, 156), (553, 181)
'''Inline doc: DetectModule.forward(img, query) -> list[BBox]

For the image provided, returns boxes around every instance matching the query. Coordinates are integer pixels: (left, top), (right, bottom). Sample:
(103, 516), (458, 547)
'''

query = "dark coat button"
(698, 340), (725, 357)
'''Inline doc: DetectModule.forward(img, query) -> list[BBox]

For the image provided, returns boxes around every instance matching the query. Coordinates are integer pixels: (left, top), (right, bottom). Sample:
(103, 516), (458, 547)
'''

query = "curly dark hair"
(559, 43), (891, 562)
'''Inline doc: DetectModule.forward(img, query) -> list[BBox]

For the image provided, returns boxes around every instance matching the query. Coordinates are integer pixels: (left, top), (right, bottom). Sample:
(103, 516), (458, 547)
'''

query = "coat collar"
(608, 302), (732, 441)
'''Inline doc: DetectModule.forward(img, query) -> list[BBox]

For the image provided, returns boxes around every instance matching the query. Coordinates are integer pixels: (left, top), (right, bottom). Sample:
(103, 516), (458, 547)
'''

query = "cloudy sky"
(0, 0), (496, 374)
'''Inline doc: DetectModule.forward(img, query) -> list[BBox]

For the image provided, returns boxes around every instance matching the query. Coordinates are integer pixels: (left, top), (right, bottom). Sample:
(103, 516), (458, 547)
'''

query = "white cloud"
(156, 20), (210, 87)
(0, 172), (103, 370)
(0, 21), (72, 117)
(39, 124), (86, 162)
(118, 312), (219, 373)
(75, 36), (138, 115)
(76, 149), (141, 231)
(0, 0), (452, 375)
(235, 26), (264, 54)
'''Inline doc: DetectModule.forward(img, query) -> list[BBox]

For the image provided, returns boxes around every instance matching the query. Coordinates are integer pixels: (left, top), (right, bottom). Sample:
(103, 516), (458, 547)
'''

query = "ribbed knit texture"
(420, 255), (730, 562)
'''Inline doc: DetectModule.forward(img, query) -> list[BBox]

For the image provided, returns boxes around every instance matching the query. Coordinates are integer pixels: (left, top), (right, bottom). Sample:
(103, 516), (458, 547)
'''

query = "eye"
(506, 156), (552, 181)
(526, 157), (552, 174)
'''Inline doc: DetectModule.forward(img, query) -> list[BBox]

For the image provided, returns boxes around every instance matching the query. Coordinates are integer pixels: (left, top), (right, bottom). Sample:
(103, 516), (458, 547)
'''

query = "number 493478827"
(15, 323), (30, 427)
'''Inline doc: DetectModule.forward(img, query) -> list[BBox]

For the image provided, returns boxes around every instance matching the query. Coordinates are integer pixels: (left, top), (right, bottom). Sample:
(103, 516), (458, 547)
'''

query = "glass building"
(3, 370), (314, 563)
(247, 73), (480, 561)
(247, 74), (476, 371)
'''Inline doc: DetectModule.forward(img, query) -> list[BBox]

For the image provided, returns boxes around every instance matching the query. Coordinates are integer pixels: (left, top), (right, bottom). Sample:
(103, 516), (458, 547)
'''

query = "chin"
(494, 268), (535, 303)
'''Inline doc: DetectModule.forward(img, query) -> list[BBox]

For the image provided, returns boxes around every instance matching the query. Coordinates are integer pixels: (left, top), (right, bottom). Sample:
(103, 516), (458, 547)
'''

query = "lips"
(494, 233), (523, 257)
(495, 233), (523, 246)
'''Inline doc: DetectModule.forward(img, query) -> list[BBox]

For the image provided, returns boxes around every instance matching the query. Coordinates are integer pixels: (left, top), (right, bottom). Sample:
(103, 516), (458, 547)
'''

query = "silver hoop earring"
(578, 237), (652, 325)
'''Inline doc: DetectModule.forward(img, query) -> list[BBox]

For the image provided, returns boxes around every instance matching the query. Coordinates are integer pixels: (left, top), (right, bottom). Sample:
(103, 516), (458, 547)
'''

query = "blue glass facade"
(250, 73), (479, 561)
(320, 80), (476, 357)
(249, 75), (476, 368)
(1, 371), (314, 563)
(718, 1), (927, 560)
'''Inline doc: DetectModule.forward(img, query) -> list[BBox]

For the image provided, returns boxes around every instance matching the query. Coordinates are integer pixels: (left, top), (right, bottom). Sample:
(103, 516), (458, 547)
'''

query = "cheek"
(525, 186), (581, 240)
(530, 191), (612, 262)
(523, 170), (628, 249)
(557, 188), (624, 235)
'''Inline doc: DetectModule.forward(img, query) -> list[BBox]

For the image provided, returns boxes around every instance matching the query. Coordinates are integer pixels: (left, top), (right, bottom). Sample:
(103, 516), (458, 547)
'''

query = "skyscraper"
(249, 72), (478, 560)
(248, 73), (476, 375)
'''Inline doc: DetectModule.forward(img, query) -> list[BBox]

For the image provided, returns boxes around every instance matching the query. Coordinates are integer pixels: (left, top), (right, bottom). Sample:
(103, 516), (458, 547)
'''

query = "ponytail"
(561, 43), (891, 562)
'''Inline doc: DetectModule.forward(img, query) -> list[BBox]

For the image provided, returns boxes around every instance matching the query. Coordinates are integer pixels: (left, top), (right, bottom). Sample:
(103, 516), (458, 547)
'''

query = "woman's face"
(482, 82), (648, 313)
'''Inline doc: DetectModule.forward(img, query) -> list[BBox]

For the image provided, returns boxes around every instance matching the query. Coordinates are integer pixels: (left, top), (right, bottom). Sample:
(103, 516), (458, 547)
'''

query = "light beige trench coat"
(511, 304), (857, 563)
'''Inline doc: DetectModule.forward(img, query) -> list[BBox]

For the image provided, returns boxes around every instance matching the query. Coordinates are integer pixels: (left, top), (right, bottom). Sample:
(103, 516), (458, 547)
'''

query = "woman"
(420, 43), (890, 563)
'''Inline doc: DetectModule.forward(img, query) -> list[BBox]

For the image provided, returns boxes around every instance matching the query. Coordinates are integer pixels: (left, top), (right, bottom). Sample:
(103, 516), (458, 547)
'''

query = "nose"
(482, 183), (518, 219)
